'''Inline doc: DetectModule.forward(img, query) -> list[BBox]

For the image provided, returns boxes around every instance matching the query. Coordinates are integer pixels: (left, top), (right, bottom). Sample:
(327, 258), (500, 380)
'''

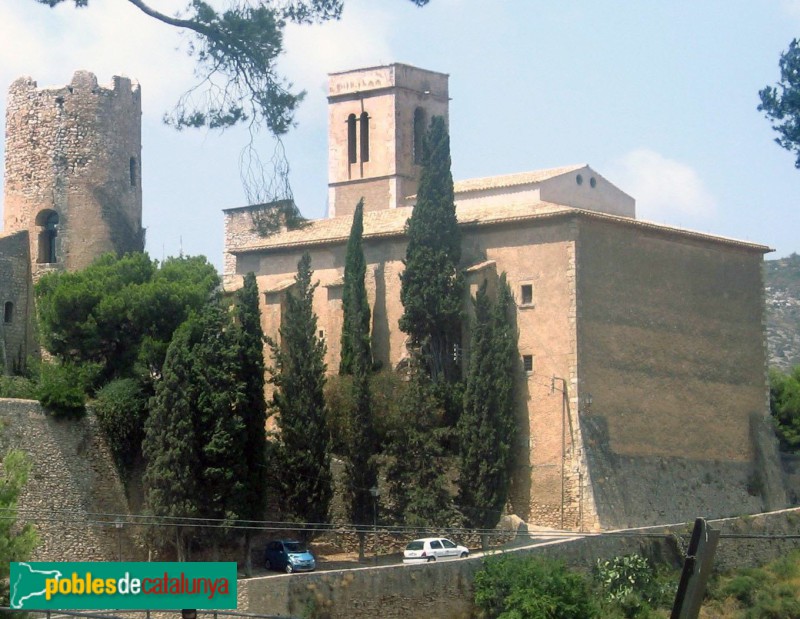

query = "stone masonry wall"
(0, 231), (34, 373)
(239, 508), (800, 619)
(575, 217), (784, 528)
(0, 398), (136, 561)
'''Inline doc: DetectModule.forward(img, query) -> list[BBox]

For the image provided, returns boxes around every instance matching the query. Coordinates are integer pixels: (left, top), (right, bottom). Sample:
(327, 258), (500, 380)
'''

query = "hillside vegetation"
(766, 253), (800, 371)
(471, 550), (800, 618)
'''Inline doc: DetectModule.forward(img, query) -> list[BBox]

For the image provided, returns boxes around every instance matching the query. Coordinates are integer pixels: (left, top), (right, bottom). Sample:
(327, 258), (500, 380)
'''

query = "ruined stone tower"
(327, 64), (449, 218)
(3, 71), (143, 278)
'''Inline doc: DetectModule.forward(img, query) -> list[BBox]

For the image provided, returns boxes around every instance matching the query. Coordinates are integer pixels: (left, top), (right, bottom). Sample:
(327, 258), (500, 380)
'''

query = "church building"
(0, 64), (786, 532)
(223, 64), (786, 530)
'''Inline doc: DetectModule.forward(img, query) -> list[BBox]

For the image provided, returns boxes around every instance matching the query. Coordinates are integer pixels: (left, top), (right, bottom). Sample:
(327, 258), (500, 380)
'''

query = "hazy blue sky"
(2, 0), (799, 271)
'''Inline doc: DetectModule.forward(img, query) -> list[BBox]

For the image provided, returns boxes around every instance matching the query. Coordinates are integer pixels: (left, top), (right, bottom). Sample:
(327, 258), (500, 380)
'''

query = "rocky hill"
(766, 253), (800, 371)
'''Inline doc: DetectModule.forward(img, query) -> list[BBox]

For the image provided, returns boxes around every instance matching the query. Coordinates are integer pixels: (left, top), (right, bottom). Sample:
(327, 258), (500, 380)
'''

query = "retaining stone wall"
(239, 508), (800, 619)
(0, 398), (136, 561)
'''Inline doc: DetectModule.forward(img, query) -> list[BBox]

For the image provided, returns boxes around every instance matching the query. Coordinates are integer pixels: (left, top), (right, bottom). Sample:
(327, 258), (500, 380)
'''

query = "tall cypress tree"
(144, 319), (203, 561)
(457, 276), (518, 545)
(193, 304), (247, 556)
(399, 115), (464, 383)
(267, 252), (332, 538)
(339, 199), (371, 376)
(235, 272), (268, 575)
(144, 303), (246, 560)
(339, 200), (378, 558)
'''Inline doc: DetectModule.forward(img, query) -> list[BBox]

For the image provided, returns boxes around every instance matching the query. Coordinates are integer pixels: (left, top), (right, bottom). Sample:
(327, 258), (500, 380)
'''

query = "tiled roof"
(264, 279), (296, 293)
(452, 165), (586, 194)
(231, 197), (771, 255)
(233, 200), (565, 253)
(464, 260), (497, 273)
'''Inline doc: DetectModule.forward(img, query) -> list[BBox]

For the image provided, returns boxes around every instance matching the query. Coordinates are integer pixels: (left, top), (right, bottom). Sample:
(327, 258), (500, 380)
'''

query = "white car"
(403, 537), (470, 564)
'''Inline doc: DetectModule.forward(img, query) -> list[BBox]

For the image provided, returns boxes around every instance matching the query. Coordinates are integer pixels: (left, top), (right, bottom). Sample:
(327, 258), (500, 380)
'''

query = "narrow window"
(523, 355), (534, 374)
(360, 111), (370, 162)
(130, 157), (137, 187)
(3, 302), (12, 324)
(521, 284), (533, 305)
(36, 210), (59, 264)
(413, 107), (426, 164)
(347, 114), (357, 164)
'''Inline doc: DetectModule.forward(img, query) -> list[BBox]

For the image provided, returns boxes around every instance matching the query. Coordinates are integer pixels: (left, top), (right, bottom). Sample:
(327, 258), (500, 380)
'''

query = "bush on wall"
(93, 378), (148, 478)
(36, 362), (96, 418)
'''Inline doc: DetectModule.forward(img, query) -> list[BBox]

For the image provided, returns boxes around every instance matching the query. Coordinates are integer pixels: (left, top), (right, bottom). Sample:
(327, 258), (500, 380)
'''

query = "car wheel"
(460, 552), (468, 558)
(427, 556), (436, 563)
(285, 563), (294, 574)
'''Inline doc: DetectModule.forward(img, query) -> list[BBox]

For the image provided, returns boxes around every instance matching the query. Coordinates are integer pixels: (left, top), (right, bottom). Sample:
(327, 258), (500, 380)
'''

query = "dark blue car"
(264, 540), (316, 573)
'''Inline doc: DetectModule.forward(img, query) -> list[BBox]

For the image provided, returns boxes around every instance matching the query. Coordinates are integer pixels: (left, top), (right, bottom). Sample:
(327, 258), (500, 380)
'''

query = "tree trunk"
(176, 527), (186, 562)
(244, 532), (253, 577)
(357, 531), (366, 562)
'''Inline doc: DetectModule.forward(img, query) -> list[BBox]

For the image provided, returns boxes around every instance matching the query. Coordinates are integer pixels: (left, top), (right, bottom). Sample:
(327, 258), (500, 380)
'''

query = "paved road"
(251, 530), (579, 577)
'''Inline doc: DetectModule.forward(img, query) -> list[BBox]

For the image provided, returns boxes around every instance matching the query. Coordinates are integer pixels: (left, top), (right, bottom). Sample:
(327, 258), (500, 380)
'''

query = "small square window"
(318, 330), (325, 340)
(522, 355), (533, 373)
(521, 284), (533, 305)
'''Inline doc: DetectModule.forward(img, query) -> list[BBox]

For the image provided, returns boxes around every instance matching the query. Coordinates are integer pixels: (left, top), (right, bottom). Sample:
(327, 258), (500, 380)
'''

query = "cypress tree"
(346, 360), (378, 559)
(143, 319), (203, 561)
(339, 199), (372, 375)
(383, 361), (454, 528)
(235, 272), (268, 575)
(338, 200), (378, 559)
(267, 252), (332, 538)
(458, 276), (518, 545)
(399, 115), (464, 384)
(144, 303), (246, 560)
(193, 304), (247, 557)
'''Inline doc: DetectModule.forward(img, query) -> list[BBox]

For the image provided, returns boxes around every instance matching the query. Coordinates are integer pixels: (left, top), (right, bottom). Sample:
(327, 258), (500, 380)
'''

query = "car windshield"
(406, 541), (424, 550)
(284, 542), (307, 553)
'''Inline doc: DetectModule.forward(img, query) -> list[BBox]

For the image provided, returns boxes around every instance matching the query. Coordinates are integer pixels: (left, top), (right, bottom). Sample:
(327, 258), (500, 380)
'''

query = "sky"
(1, 0), (800, 272)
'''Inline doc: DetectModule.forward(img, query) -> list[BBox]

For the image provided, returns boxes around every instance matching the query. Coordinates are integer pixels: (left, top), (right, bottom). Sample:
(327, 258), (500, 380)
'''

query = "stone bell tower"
(3, 70), (144, 279)
(327, 63), (449, 218)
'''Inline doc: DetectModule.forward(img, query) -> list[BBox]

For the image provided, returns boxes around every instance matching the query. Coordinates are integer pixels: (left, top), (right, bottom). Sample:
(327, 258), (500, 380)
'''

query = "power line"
(1, 506), (799, 542)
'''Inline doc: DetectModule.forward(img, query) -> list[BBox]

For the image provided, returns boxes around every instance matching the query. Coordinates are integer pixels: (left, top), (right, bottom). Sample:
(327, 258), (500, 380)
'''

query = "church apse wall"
(575, 217), (783, 527)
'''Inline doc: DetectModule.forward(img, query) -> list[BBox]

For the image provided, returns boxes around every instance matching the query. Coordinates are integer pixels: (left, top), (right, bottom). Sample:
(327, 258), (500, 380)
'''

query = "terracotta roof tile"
(452, 165), (586, 194)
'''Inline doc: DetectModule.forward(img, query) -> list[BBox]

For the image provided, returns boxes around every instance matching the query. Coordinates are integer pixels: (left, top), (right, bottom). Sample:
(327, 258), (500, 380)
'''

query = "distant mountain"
(765, 253), (800, 371)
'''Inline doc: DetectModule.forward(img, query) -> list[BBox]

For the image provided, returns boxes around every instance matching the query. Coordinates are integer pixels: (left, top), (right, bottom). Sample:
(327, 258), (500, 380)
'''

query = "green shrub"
(473, 555), (600, 618)
(36, 362), (89, 418)
(595, 554), (660, 602)
(747, 582), (800, 618)
(93, 378), (148, 477)
(718, 570), (767, 606)
(0, 375), (37, 399)
(706, 552), (800, 617)
(767, 549), (800, 580)
(593, 553), (678, 618)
